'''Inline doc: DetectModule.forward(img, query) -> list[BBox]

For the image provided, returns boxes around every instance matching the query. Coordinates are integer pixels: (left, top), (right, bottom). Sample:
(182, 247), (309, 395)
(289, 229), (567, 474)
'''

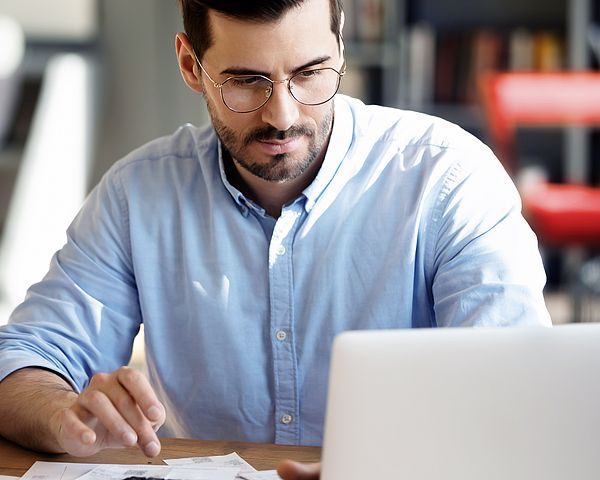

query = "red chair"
(479, 72), (600, 321)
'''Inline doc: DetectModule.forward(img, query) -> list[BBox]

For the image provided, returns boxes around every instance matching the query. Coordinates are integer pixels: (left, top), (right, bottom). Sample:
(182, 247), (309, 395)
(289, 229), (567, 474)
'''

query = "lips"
(255, 136), (303, 155)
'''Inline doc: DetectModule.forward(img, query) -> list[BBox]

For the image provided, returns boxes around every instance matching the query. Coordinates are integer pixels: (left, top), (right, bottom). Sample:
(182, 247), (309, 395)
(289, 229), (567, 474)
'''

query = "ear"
(175, 32), (204, 94)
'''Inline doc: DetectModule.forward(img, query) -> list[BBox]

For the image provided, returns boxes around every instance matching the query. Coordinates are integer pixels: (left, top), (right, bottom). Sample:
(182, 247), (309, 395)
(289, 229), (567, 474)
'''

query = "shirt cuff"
(0, 350), (79, 392)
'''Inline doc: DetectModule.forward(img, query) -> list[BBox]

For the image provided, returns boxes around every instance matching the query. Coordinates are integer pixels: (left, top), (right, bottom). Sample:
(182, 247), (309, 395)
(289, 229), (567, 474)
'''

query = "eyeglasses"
(193, 51), (346, 113)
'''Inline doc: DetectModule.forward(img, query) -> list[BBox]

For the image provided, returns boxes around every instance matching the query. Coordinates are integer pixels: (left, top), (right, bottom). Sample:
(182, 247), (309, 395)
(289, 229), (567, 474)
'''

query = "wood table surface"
(0, 436), (321, 477)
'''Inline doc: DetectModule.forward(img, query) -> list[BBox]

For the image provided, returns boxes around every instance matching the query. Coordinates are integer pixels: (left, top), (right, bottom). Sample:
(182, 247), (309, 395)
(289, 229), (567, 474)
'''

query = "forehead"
(204, 0), (338, 71)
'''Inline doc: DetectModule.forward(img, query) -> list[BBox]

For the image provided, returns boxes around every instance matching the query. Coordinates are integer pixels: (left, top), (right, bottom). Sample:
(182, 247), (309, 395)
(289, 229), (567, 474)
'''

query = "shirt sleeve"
(428, 145), (552, 327)
(0, 166), (142, 391)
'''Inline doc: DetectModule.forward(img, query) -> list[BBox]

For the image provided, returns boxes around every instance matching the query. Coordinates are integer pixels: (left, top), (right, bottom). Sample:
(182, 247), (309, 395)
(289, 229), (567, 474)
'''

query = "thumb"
(276, 460), (321, 480)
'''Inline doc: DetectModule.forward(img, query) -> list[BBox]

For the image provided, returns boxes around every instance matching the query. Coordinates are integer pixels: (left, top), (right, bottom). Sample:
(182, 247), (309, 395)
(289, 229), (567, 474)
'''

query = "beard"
(206, 98), (334, 182)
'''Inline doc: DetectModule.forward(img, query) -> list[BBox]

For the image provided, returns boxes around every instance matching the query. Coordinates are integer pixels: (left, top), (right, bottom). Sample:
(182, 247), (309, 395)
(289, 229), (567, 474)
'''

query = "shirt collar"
(217, 141), (253, 216)
(301, 95), (354, 212)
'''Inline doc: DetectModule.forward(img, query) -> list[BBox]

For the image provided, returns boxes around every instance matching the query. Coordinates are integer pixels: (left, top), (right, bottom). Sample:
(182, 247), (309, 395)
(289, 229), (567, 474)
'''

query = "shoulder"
(337, 95), (503, 186)
(105, 123), (218, 184)
(340, 94), (490, 158)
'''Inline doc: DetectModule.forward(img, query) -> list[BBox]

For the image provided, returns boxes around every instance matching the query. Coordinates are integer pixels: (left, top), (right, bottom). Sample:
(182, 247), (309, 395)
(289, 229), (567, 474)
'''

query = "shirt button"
(276, 330), (287, 341)
(281, 414), (293, 425)
(276, 245), (286, 256)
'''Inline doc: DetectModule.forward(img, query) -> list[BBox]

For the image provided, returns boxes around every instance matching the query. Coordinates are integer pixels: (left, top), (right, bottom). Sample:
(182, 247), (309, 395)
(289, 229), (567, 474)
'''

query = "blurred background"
(0, 0), (598, 330)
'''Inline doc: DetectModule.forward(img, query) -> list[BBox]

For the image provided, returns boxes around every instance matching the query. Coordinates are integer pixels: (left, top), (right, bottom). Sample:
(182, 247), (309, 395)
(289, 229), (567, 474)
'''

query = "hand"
(277, 460), (321, 480)
(49, 366), (166, 457)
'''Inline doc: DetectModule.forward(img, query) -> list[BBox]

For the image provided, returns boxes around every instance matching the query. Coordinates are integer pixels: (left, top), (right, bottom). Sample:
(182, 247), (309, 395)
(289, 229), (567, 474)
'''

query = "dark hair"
(178, 0), (343, 60)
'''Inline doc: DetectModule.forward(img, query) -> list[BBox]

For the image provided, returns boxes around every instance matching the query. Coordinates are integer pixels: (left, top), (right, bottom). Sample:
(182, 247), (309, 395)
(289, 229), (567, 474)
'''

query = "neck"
(224, 149), (326, 218)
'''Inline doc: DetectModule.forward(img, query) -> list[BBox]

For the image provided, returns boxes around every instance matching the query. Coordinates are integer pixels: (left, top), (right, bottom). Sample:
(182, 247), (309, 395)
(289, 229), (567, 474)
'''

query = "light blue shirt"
(0, 95), (551, 446)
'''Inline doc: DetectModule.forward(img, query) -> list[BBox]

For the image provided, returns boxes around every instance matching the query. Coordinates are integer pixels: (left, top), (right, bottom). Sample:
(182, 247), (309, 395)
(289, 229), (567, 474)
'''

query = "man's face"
(199, 0), (341, 183)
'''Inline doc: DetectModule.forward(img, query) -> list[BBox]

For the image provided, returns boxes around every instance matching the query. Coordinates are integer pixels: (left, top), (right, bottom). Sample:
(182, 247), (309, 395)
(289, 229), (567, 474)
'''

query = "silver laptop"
(321, 325), (600, 480)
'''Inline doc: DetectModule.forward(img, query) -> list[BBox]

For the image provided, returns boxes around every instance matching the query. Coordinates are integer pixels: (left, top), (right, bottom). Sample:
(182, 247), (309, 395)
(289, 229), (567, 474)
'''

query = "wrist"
(47, 390), (79, 452)
(0, 368), (78, 452)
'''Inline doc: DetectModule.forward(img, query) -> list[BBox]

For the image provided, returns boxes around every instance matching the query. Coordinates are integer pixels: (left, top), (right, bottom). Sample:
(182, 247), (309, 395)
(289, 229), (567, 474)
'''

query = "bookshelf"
(340, 0), (598, 289)
(341, 0), (597, 112)
(400, 0), (569, 133)
(339, 0), (403, 105)
(340, 0), (599, 184)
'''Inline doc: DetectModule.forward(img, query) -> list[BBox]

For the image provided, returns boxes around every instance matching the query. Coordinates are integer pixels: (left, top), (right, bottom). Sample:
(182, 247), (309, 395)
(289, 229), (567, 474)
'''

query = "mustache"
(243, 125), (314, 146)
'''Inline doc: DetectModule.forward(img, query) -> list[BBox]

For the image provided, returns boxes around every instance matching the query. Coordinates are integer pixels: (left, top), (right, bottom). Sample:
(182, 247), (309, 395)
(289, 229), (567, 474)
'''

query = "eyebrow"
(220, 55), (332, 77)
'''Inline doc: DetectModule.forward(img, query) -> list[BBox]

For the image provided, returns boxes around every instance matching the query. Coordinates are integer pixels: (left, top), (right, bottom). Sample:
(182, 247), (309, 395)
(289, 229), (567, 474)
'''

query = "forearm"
(0, 367), (77, 453)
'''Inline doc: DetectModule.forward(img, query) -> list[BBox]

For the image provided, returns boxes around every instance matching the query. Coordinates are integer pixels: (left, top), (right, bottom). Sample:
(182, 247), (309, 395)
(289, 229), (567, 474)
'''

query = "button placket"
(269, 207), (302, 443)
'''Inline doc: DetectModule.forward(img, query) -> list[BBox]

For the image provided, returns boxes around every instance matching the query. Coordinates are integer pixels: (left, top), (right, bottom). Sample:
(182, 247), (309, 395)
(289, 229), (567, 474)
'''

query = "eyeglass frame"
(192, 49), (346, 113)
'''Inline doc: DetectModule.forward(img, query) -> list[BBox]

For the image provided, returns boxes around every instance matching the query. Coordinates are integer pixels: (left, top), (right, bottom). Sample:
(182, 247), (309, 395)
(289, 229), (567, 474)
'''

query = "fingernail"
(123, 431), (137, 445)
(145, 441), (160, 457)
(148, 405), (162, 420)
(81, 431), (95, 445)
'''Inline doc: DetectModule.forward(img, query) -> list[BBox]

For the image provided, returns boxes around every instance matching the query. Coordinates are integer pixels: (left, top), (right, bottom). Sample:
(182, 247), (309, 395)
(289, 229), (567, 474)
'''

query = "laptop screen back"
(321, 325), (600, 480)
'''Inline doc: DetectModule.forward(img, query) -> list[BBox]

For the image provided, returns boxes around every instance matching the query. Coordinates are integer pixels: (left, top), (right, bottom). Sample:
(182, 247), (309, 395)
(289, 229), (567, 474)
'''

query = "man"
(0, 0), (550, 473)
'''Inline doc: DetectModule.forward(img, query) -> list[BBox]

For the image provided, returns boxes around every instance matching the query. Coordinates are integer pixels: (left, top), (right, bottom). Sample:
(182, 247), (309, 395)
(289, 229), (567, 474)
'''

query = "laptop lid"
(321, 325), (600, 480)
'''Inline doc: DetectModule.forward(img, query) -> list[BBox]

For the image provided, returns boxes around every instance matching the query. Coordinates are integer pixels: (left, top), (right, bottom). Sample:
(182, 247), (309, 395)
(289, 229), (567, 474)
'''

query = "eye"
(228, 76), (266, 88)
(296, 69), (322, 79)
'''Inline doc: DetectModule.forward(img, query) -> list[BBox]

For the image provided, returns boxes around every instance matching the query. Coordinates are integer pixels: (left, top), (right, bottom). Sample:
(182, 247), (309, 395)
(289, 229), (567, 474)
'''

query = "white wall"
(0, 1), (209, 323)
(0, 55), (96, 324)
(0, 0), (97, 41)
(93, 0), (208, 184)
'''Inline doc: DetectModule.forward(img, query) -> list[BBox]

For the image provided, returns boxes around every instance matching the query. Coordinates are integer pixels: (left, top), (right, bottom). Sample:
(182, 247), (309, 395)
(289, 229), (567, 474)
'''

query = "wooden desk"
(0, 436), (321, 477)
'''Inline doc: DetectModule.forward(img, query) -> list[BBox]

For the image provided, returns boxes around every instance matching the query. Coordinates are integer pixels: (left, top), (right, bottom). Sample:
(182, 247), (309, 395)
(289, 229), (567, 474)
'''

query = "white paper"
(77, 464), (240, 480)
(237, 471), (281, 480)
(0, 475), (21, 480)
(20, 462), (101, 480)
(164, 453), (256, 475)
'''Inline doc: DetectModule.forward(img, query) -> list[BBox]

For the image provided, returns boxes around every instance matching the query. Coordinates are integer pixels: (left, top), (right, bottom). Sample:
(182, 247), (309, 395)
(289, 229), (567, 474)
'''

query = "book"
(533, 31), (564, 71)
(434, 32), (462, 103)
(465, 29), (503, 103)
(341, 0), (358, 42)
(406, 23), (436, 109)
(509, 28), (535, 70)
(356, 0), (384, 42)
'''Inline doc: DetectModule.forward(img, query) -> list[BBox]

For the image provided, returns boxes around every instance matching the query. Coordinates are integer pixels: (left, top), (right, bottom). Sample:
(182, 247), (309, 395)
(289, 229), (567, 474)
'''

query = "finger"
(276, 460), (321, 480)
(52, 407), (100, 457)
(77, 387), (139, 447)
(114, 368), (164, 457)
(116, 367), (166, 425)
(85, 370), (163, 457)
(80, 382), (161, 457)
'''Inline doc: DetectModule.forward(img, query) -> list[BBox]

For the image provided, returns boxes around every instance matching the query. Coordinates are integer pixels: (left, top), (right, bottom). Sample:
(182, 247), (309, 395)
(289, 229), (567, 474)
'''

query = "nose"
(260, 81), (300, 131)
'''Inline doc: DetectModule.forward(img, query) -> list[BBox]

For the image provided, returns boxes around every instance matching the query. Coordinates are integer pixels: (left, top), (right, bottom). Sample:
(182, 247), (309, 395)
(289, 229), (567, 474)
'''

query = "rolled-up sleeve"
(0, 166), (142, 391)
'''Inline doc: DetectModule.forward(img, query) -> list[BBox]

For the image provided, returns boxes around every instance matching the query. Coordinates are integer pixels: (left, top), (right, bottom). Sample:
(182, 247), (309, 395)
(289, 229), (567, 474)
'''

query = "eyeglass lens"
(220, 68), (342, 113)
